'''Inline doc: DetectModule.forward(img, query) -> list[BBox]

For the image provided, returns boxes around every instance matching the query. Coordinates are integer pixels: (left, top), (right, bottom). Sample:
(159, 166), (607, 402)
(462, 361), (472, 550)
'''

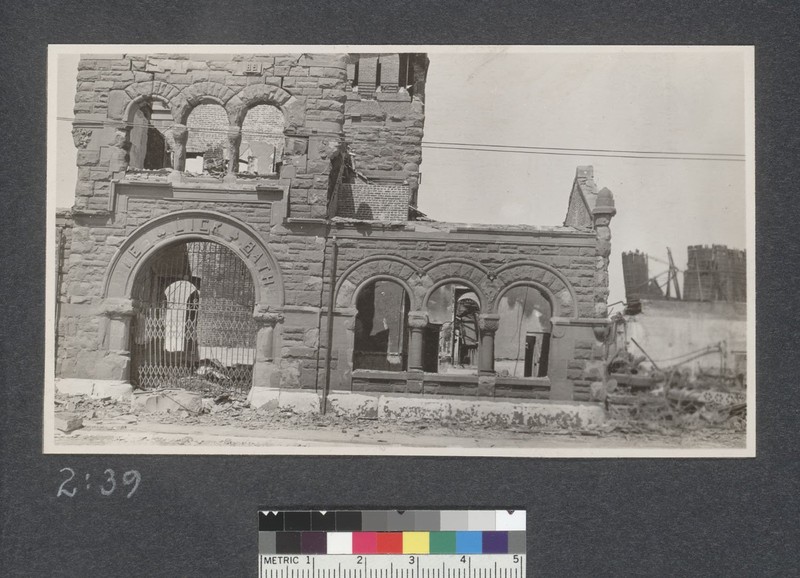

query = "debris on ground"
(54, 412), (83, 433)
(600, 346), (747, 436)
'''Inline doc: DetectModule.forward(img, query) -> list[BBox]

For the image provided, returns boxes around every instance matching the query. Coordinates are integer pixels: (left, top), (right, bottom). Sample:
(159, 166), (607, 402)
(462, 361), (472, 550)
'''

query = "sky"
(52, 47), (752, 308)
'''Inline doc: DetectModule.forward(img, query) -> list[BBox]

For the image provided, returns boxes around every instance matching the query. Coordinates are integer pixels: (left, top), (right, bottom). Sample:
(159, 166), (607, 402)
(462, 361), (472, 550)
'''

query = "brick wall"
(336, 183), (410, 220)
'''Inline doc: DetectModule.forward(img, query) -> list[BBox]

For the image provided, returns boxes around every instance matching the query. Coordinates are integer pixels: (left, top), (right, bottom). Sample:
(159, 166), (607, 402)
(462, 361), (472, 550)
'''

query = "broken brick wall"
(336, 183), (411, 221)
(344, 54), (428, 206)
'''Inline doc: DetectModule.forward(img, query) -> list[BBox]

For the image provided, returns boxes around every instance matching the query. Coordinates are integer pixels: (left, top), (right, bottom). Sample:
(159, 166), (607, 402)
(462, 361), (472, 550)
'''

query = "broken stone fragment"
(55, 412), (84, 433)
(132, 389), (203, 414)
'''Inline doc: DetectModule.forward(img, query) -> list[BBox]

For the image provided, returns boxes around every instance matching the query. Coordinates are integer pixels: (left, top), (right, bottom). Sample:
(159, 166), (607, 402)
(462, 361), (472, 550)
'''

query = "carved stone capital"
(478, 314), (501, 334)
(71, 127), (93, 149)
(407, 311), (429, 330)
(253, 305), (284, 326)
(172, 124), (189, 144)
(227, 125), (242, 143)
(100, 298), (139, 319)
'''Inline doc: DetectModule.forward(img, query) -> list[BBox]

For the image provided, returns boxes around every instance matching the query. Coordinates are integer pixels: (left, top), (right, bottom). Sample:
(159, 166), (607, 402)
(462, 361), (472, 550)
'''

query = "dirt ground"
(52, 393), (746, 451)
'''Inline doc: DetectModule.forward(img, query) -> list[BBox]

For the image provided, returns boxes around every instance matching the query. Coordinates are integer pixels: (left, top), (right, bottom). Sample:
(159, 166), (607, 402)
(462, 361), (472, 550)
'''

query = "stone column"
(477, 314), (501, 375)
(406, 311), (428, 372)
(172, 124), (188, 172)
(98, 298), (138, 381)
(252, 307), (284, 387)
(107, 121), (131, 176)
(226, 125), (242, 175)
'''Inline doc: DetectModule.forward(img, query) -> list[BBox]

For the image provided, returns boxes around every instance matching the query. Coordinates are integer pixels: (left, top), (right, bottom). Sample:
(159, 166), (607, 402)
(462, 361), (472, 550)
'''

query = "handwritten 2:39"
(57, 468), (141, 498)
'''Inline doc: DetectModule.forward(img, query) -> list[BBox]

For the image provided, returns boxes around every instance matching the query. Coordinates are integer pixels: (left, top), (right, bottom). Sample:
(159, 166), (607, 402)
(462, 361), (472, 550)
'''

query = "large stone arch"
(494, 260), (578, 318)
(229, 84), (304, 129)
(122, 81), (184, 123)
(176, 81), (238, 123)
(334, 255), (424, 310)
(421, 258), (491, 310)
(104, 210), (284, 310)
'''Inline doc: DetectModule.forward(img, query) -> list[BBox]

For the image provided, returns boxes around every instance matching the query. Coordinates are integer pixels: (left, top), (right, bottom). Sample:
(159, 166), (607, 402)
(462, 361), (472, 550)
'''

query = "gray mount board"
(1, 1), (797, 576)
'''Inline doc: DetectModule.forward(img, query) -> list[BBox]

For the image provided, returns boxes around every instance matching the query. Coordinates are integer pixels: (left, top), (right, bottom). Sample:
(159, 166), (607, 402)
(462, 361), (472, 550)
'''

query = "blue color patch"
(455, 531), (483, 554)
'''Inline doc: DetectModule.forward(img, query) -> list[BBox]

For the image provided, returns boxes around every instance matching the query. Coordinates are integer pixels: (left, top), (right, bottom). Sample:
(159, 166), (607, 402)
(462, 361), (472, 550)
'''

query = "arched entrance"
(130, 240), (257, 392)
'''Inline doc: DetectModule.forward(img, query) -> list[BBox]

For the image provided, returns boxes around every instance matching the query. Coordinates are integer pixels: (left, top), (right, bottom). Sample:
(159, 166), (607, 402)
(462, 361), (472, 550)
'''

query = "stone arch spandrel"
(104, 210), (284, 309)
(494, 260), (578, 318)
(421, 258), (491, 310)
(334, 255), (424, 310)
(122, 81), (183, 123)
(231, 84), (304, 128)
(175, 82), (237, 123)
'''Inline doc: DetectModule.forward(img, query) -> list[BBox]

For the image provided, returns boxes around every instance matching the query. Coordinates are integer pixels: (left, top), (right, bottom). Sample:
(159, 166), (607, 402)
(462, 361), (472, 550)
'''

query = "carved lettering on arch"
(104, 211), (284, 310)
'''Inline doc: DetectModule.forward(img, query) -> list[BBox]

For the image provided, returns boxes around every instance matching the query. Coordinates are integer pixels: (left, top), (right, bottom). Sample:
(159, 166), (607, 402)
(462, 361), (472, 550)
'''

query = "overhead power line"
(423, 140), (745, 157)
(421, 143), (745, 162)
(57, 116), (745, 162)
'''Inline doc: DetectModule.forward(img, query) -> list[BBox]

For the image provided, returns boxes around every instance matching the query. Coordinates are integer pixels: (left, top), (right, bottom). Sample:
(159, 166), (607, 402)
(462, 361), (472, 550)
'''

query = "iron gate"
(131, 241), (257, 392)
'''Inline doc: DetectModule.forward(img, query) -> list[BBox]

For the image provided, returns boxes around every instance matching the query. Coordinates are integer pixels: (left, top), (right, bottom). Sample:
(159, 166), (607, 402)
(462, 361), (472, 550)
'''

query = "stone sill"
(352, 369), (408, 381)
(422, 373), (479, 383)
(495, 376), (552, 391)
(110, 177), (289, 213)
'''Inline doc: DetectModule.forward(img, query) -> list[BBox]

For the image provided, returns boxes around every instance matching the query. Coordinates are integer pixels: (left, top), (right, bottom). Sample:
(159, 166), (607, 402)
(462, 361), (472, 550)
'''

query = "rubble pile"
(597, 349), (746, 434)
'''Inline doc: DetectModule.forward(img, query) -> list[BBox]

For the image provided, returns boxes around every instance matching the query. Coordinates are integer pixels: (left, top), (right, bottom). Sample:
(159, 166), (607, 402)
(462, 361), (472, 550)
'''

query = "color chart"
(258, 510), (526, 577)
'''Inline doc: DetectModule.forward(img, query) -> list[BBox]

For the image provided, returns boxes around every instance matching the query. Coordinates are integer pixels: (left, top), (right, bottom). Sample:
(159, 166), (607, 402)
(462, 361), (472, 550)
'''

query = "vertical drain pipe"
(321, 235), (338, 414)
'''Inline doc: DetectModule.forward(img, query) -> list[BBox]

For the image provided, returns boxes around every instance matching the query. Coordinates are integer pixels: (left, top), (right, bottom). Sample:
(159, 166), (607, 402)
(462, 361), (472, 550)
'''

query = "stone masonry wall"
(314, 226), (605, 397)
(59, 52), (614, 402)
(71, 53), (349, 219)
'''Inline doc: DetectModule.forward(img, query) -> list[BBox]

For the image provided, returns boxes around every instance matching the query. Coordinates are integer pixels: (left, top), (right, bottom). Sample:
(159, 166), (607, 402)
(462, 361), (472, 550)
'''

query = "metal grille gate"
(131, 241), (257, 392)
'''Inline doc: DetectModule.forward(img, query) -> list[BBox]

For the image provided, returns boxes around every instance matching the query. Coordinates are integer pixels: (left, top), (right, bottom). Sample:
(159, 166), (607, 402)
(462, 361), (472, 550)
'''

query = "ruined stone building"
(55, 52), (617, 408)
(619, 246), (747, 377)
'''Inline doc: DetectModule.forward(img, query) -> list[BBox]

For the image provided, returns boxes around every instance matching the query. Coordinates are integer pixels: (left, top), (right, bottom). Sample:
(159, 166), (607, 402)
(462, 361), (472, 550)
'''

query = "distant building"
(619, 246), (746, 376)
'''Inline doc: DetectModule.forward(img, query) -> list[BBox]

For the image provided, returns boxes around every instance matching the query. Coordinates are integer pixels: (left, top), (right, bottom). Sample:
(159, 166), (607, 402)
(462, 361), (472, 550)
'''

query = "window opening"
(353, 280), (410, 371)
(128, 100), (172, 170)
(240, 104), (285, 175)
(426, 284), (481, 374)
(185, 104), (229, 175)
(495, 286), (552, 378)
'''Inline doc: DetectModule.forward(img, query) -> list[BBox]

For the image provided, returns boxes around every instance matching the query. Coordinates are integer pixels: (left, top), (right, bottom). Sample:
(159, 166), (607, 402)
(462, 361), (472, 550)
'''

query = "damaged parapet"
(684, 245), (746, 303)
(563, 166), (617, 316)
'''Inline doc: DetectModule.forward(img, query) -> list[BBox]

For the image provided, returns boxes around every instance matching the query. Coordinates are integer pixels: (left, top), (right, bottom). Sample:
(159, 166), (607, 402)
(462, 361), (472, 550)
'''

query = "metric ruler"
(258, 509), (526, 578)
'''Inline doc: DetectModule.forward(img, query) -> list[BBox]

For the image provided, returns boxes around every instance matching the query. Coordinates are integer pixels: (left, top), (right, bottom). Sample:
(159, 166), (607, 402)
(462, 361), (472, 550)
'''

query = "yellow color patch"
(403, 532), (430, 554)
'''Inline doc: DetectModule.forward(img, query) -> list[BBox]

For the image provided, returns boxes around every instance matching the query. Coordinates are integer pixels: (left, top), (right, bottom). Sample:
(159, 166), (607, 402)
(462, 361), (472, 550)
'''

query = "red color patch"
(376, 532), (403, 554)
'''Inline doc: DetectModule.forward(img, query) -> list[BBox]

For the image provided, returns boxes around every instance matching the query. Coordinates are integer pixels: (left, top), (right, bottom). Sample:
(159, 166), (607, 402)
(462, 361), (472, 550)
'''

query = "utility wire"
(421, 144), (745, 162)
(58, 116), (745, 161)
(423, 139), (744, 157)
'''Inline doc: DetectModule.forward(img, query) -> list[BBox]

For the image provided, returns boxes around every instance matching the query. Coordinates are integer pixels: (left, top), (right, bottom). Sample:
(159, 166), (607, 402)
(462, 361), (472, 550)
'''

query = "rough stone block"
(248, 386), (280, 410)
(55, 412), (84, 433)
(278, 390), (320, 413)
(379, 396), (451, 422)
(55, 378), (133, 400)
(132, 389), (203, 414)
(326, 392), (378, 419)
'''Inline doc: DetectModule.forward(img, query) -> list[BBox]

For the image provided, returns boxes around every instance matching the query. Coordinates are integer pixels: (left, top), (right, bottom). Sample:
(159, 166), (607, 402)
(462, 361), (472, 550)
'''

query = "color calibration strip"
(258, 510), (526, 556)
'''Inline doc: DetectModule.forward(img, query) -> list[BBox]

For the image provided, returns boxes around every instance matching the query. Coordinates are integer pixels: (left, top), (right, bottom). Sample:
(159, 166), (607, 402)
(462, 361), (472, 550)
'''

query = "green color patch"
(429, 531), (457, 554)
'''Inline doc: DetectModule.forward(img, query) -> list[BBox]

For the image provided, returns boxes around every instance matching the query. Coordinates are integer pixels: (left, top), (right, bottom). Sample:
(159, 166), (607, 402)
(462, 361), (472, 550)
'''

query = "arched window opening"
(128, 100), (172, 170)
(131, 241), (257, 392)
(495, 286), (552, 378)
(353, 279), (410, 371)
(240, 104), (285, 175)
(185, 104), (229, 175)
(426, 284), (481, 374)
